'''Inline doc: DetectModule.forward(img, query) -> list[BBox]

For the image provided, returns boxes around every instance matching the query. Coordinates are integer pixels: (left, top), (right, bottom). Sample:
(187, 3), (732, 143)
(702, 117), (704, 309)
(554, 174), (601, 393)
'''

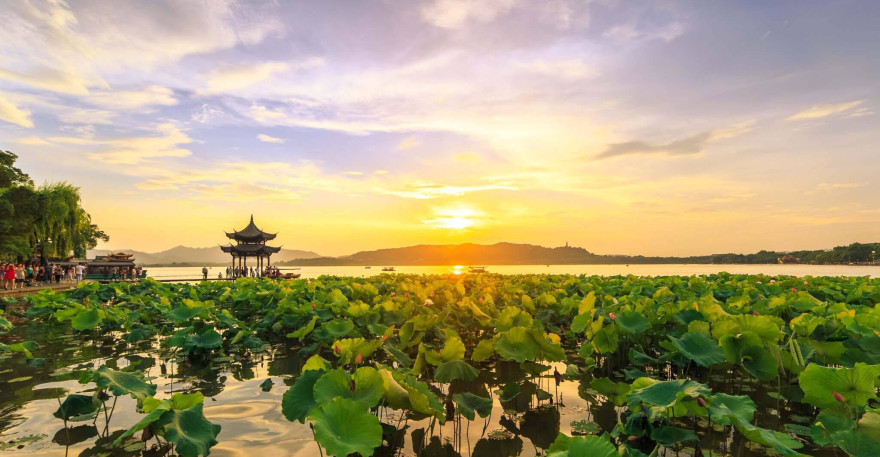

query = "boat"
(84, 252), (147, 282)
(381, 267), (395, 272)
(468, 266), (486, 274)
(365, 266), (371, 269)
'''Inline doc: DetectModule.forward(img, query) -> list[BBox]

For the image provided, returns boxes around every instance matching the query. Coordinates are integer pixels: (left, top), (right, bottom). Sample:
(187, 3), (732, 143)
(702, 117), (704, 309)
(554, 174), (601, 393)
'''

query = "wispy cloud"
(257, 133), (285, 144)
(397, 137), (419, 150)
(596, 132), (710, 159)
(83, 86), (178, 110)
(41, 123), (193, 165)
(787, 100), (865, 120)
(421, 0), (517, 29)
(0, 93), (34, 128)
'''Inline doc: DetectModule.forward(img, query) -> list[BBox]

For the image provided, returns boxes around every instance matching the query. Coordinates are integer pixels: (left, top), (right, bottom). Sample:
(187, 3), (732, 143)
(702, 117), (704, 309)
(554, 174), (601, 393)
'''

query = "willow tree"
(28, 183), (101, 261)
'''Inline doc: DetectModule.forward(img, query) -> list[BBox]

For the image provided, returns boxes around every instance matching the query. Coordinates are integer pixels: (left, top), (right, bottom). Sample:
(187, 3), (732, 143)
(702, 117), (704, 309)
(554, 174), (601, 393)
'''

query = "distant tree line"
(601, 243), (880, 265)
(0, 150), (108, 263)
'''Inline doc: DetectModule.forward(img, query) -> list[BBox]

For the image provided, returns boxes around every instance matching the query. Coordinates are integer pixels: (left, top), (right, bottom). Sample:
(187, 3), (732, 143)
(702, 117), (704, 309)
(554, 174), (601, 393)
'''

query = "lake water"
(146, 263), (876, 281)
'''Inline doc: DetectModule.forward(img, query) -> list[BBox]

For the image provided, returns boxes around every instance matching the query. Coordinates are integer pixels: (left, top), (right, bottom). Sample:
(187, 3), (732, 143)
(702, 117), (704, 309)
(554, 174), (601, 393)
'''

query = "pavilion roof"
(221, 244), (281, 256)
(225, 215), (277, 242)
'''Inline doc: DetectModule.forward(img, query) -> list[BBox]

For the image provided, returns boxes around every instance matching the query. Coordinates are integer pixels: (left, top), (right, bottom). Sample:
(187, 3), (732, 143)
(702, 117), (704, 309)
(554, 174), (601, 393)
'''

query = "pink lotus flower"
(753, 310), (759, 315)
(311, 303), (316, 309)
(479, 297), (484, 303)
(430, 291), (435, 297)
(697, 397), (707, 407)
(756, 281), (762, 285)
(355, 353), (363, 364)
(334, 345), (341, 354)
(769, 279), (776, 284)
(390, 292), (396, 297)
(609, 312), (616, 320)
(791, 288), (797, 293)
(405, 293), (410, 298)
(381, 335), (388, 342)
(627, 435), (639, 441)
(804, 280), (809, 285)
(424, 299), (434, 306)
(833, 391), (846, 403)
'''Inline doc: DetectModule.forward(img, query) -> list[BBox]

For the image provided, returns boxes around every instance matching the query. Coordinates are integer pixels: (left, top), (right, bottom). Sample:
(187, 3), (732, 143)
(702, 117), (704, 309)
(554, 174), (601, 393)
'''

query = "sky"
(0, 0), (878, 257)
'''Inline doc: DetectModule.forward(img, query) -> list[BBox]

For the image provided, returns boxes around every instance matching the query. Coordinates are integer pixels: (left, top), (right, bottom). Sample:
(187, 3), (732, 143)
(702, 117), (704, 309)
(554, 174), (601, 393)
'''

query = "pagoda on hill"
(221, 215), (281, 275)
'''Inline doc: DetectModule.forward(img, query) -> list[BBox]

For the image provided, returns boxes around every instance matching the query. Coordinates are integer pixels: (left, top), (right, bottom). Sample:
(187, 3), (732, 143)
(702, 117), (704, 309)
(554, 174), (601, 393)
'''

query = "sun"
(423, 206), (482, 230)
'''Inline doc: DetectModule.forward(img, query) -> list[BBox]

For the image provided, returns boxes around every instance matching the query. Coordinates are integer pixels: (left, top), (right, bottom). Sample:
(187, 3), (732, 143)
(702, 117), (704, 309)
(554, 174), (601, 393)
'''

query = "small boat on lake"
(365, 266), (371, 269)
(382, 267), (395, 272)
(468, 266), (487, 274)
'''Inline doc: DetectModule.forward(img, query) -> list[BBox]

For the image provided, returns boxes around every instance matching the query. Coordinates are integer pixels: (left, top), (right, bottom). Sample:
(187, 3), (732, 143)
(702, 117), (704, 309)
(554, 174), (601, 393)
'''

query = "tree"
(0, 151), (108, 262)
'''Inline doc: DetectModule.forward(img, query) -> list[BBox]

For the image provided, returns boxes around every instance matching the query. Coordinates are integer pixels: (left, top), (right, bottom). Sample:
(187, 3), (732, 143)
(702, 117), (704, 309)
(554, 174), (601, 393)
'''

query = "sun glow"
(423, 206), (482, 230)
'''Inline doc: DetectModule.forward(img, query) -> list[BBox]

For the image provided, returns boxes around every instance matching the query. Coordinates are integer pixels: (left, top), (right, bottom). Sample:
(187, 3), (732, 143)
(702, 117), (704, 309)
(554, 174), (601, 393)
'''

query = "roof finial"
(250, 214), (254, 223)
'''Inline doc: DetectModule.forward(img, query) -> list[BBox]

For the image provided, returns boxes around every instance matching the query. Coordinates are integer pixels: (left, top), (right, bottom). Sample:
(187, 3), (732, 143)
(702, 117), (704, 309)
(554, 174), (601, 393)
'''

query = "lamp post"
(873, 250), (876, 265)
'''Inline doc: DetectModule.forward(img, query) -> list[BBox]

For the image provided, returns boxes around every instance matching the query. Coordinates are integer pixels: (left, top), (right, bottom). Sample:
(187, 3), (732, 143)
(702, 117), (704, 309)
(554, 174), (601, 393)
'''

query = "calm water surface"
(146, 263), (876, 281)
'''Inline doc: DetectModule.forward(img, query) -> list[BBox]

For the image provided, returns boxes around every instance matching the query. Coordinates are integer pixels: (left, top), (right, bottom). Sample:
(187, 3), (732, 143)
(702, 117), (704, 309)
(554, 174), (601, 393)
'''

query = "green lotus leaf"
(323, 319), (355, 338)
(313, 368), (384, 408)
(112, 397), (172, 446)
(394, 372), (444, 422)
(707, 393), (755, 426)
(471, 339), (495, 362)
(495, 327), (540, 363)
(183, 328), (222, 352)
(308, 397), (382, 457)
(332, 337), (384, 365)
(152, 397), (221, 457)
(669, 332), (726, 367)
(383, 345), (413, 369)
(71, 309), (102, 331)
(378, 368), (410, 409)
(282, 370), (323, 423)
(627, 378), (710, 410)
(0, 341), (40, 359)
(614, 310), (649, 334)
(741, 345), (779, 381)
(728, 415), (803, 457)
(167, 306), (205, 323)
(570, 312), (592, 334)
(496, 306), (534, 332)
(564, 434), (619, 457)
(858, 411), (880, 442)
(301, 355), (331, 373)
(434, 360), (479, 383)
(287, 315), (319, 341)
(53, 394), (100, 421)
(651, 426), (698, 446)
(452, 392), (492, 421)
(91, 366), (157, 404)
(719, 331), (762, 363)
(834, 430), (880, 457)
(425, 336), (465, 365)
(591, 326), (619, 355)
(714, 315), (783, 344)
(800, 363), (880, 409)
(591, 377), (630, 406)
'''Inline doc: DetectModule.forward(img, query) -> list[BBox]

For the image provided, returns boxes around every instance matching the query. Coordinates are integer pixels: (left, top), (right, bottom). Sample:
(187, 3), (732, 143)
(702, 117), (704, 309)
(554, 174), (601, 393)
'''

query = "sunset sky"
(1, 0), (878, 257)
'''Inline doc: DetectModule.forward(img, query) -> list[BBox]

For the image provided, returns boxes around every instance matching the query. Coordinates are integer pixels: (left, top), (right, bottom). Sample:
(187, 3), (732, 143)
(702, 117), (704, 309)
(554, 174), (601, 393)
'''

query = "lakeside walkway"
(0, 283), (74, 299)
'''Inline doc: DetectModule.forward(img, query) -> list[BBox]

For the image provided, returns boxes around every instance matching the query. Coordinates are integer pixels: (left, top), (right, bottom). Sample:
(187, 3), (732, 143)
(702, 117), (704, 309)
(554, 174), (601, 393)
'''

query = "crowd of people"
(2, 262), (79, 290)
(1, 262), (145, 290)
(222, 265), (283, 279)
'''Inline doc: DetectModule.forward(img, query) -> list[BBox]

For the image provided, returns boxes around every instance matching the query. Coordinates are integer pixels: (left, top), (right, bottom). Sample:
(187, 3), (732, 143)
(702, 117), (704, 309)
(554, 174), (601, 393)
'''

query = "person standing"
(202, 266), (208, 280)
(4, 263), (15, 290)
(75, 263), (85, 284)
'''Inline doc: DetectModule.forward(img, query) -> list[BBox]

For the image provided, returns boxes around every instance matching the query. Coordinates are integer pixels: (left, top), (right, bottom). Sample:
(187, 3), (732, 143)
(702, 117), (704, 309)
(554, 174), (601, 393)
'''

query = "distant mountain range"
(91, 241), (880, 267)
(88, 246), (321, 267)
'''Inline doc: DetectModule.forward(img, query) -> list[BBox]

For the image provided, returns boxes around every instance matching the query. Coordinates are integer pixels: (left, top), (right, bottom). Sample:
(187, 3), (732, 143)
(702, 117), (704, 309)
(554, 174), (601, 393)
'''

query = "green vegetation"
(6, 272), (880, 456)
(0, 150), (107, 261)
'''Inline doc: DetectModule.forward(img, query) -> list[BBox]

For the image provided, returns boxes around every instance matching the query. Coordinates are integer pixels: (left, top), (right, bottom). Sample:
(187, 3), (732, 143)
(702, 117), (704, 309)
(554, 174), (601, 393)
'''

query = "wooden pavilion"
(221, 216), (281, 276)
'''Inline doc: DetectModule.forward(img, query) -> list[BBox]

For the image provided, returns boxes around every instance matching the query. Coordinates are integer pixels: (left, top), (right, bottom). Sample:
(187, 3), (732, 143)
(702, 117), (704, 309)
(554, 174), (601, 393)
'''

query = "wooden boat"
(381, 267), (395, 272)
(468, 266), (486, 273)
(84, 252), (147, 281)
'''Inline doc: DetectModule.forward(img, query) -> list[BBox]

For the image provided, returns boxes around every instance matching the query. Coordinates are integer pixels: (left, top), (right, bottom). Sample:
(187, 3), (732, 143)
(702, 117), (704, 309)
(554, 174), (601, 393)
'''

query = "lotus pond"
(2, 273), (880, 457)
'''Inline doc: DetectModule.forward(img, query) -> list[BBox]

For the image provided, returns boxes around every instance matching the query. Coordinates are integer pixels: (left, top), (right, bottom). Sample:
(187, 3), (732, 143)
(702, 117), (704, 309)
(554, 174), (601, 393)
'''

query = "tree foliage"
(0, 150), (107, 261)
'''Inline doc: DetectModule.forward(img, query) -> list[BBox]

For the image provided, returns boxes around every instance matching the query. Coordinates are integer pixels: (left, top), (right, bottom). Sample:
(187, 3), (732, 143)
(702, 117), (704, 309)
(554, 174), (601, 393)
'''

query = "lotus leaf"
(707, 393), (755, 426)
(282, 370), (323, 423)
(308, 397), (382, 457)
(452, 392), (492, 421)
(614, 310), (649, 334)
(90, 366), (157, 404)
(800, 363), (880, 409)
(54, 394), (100, 421)
(669, 332), (726, 367)
(434, 360), (479, 383)
(314, 367), (384, 408)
